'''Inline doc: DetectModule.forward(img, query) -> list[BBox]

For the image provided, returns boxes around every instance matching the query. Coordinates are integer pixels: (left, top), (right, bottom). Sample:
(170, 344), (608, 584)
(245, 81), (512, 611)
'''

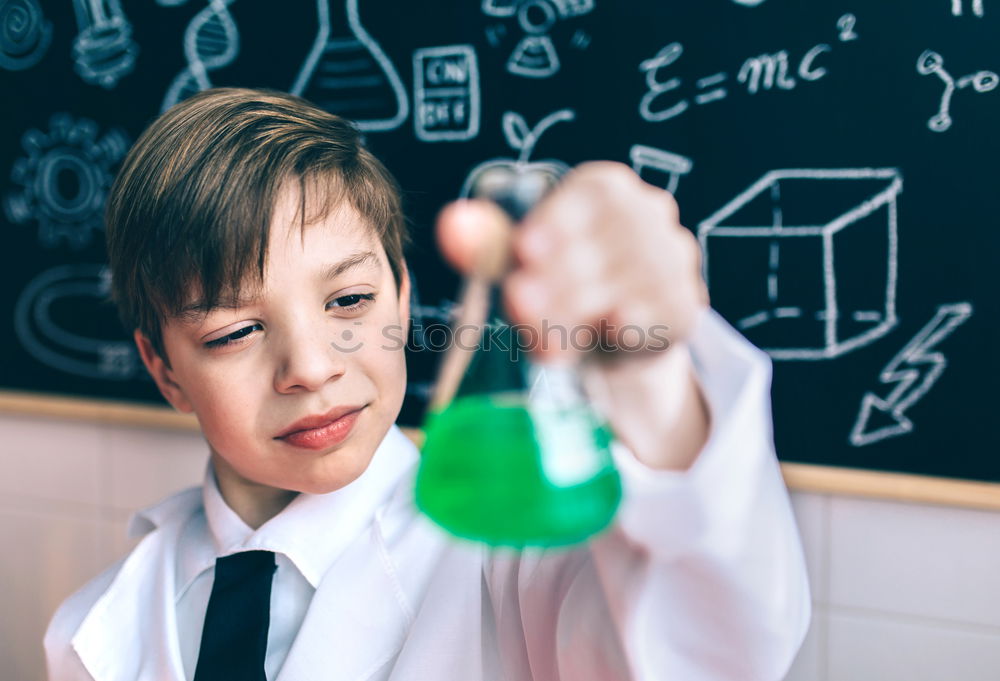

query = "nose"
(273, 317), (349, 394)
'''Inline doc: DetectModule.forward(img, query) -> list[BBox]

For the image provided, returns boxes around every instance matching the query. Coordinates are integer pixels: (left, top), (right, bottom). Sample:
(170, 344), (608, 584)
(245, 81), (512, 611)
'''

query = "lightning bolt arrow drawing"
(850, 302), (973, 447)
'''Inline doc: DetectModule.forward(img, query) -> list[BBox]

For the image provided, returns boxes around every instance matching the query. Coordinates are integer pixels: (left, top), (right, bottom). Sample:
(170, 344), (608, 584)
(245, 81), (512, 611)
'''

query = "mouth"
(275, 405), (366, 450)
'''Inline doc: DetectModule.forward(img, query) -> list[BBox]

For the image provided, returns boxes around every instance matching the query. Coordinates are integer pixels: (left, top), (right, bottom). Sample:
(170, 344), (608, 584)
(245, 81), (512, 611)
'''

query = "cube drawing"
(698, 168), (903, 360)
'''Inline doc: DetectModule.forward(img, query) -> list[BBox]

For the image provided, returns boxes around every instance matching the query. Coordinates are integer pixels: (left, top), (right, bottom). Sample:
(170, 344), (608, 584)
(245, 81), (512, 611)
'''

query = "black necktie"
(193, 550), (277, 681)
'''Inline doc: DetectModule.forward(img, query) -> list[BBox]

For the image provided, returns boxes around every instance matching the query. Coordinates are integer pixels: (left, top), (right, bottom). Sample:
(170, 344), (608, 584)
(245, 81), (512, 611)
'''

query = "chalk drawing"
(482, 0), (594, 79)
(15, 265), (141, 379)
(460, 109), (574, 199)
(698, 168), (902, 360)
(4, 114), (128, 249)
(161, 0), (240, 111)
(413, 45), (480, 142)
(292, 0), (408, 131)
(629, 144), (692, 195)
(0, 0), (51, 71)
(917, 49), (997, 132)
(639, 42), (687, 122)
(72, 0), (138, 88)
(836, 13), (859, 41)
(850, 302), (973, 446)
(639, 14), (856, 123)
(951, 0), (984, 16)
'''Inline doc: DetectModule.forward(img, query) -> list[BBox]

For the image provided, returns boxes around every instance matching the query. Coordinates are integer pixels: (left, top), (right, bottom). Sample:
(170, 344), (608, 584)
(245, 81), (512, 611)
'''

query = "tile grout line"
(827, 603), (1000, 636)
(819, 493), (831, 681)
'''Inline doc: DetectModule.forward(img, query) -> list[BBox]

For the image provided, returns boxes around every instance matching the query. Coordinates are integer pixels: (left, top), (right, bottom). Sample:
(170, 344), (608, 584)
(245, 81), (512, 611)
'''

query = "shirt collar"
(201, 424), (419, 588)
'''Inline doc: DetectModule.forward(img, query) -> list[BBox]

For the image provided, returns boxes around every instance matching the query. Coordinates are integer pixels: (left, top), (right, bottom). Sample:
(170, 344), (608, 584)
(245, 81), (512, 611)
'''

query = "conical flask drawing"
(291, 0), (408, 131)
(415, 167), (622, 548)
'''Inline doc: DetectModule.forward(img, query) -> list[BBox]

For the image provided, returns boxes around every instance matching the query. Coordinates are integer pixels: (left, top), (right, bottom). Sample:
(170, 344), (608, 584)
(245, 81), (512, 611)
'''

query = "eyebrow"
(178, 250), (382, 323)
(319, 250), (381, 282)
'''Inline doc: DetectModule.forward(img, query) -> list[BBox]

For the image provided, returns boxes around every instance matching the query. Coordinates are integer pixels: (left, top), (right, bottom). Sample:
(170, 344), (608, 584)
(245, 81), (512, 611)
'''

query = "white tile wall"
(0, 412), (207, 681)
(790, 491), (830, 605)
(3, 410), (1000, 681)
(0, 414), (104, 508)
(105, 423), (207, 512)
(0, 501), (105, 681)
(828, 609), (1000, 681)
(829, 495), (1000, 628)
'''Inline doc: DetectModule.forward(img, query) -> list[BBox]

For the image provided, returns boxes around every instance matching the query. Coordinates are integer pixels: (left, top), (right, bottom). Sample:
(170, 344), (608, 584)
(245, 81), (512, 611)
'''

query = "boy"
(44, 88), (810, 680)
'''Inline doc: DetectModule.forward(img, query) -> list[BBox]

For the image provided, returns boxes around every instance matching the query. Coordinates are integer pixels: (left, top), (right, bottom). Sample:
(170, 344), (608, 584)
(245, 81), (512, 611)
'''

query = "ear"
(133, 330), (194, 414)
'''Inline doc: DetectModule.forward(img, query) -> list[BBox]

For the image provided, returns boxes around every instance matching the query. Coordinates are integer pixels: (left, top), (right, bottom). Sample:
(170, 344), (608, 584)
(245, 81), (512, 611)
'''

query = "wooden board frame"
(2, 390), (998, 511)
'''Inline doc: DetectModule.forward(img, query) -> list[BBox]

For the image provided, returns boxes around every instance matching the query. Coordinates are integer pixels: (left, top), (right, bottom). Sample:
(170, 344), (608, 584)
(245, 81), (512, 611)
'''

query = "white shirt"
(45, 309), (811, 681)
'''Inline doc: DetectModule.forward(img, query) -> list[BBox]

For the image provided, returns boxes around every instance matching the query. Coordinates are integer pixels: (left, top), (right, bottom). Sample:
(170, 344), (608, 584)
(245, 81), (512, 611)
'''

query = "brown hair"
(105, 87), (409, 366)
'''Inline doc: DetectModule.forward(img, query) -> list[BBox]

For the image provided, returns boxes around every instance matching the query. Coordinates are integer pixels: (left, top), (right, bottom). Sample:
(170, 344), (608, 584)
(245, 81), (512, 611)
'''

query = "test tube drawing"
(292, 0), (408, 132)
(917, 50), (997, 132)
(161, 0), (240, 112)
(0, 0), (52, 71)
(71, 0), (138, 89)
(629, 144), (692, 195)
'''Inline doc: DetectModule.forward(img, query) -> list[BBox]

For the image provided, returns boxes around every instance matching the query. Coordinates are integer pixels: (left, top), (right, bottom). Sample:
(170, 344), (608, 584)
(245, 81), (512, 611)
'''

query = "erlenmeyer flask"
(415, 168), (622, 548)
(291, 0), (408, 131)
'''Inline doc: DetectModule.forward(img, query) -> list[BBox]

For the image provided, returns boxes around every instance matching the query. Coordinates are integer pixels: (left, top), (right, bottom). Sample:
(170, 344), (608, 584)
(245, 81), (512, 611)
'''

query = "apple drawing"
(460, 109), (575, 211)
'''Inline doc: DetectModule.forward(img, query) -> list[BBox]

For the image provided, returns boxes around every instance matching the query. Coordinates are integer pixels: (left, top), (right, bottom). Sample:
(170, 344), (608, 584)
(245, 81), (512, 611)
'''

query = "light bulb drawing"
(71, 0), (138, 88)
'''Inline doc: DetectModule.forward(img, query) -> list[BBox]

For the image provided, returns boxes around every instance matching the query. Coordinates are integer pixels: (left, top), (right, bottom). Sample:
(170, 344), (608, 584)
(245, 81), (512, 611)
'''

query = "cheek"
(356, 316), (408, 398)
(185, 368), (265, 441)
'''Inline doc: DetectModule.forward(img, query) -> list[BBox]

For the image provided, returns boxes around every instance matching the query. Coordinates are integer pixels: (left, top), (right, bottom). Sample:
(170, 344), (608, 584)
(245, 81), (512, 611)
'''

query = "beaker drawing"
(629, 144), (692, 195)
(292, 0), (408, 131)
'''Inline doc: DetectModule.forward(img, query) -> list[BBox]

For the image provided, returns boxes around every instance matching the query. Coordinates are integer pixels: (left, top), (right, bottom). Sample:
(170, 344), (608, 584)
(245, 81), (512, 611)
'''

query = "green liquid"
(415, 393), (622, 548)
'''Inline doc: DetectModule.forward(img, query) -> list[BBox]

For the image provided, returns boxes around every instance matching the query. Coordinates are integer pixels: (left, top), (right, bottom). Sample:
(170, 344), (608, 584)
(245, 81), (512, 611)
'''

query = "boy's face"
(136, 182), (410, 514)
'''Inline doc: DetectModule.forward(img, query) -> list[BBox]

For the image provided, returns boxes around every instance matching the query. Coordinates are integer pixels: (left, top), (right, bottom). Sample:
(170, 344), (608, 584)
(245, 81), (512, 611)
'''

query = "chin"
(300, 457), (373, 495)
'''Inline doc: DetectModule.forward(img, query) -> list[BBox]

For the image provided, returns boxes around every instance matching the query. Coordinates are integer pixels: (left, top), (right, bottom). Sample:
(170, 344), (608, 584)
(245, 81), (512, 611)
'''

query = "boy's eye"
(204, 323), (262, 349)
(328, 293), (376, 311)
(203, 294), (375, 350)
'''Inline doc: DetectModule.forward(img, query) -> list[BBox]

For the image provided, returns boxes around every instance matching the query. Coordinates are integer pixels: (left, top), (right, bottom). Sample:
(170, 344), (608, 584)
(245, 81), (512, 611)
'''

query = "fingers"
(436, 162), (705, 365)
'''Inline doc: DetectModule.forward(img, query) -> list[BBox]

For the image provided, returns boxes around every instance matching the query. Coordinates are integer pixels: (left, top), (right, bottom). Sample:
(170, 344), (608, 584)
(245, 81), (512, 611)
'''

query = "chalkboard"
(1, 0), (996, 485)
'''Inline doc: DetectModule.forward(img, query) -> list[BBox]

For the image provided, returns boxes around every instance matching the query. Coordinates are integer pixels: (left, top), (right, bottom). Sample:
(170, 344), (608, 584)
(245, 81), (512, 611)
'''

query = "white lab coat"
(44, 309), (811, 681)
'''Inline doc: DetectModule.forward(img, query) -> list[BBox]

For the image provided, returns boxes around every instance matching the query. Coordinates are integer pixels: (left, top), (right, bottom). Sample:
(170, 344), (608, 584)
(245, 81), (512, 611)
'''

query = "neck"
(210, 452), (299, 529)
